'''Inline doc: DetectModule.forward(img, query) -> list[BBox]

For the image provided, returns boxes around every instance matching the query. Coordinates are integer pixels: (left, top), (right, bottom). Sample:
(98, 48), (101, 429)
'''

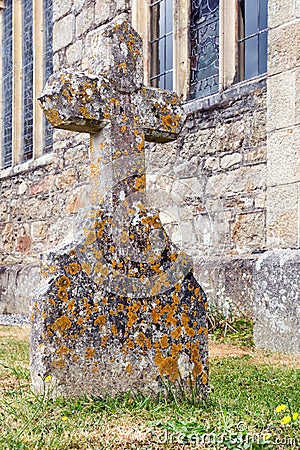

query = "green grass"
(0, 326), (299, 449)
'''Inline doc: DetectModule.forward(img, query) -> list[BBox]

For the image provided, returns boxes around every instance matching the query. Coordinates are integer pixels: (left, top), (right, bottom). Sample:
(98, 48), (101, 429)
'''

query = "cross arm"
(38, 70), (114, 133)
(133, 88), (186, 143)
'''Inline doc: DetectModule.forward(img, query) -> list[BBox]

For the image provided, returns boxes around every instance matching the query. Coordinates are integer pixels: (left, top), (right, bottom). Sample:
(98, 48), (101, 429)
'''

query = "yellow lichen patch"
(182, 312), (196, 338)
(127, 338), (134, 349)
(94, 315), (107, 327)
(51, 359), (66, 369)
(50, 315), (72, 334)
(46, 108), (61, 127)
(151, 280), (161, 296)
(92, 362), (99, 373)
(160, 334), (169, 349)
(94, 262), (109, 277)
(111, 324), (118, 337)
(58, 289), (68, 302)
(161, 114), (179, 132)
(67, 300), (75, 311)
(56, 345), (71, 356)
(48, 298), (56, 306)
(152, 306), (162, 324)
(202, 372), (208, 385)
(68, 263), (81, 275)
(120, 125), (127, 133)
(81, 263), (92, 275)
(125, 363), (133, 374)
(101, 336), (108, 347)
(85, 347), (96, 359)
(77, 318), (84, 326)
(135, 175), (145, 191)
(117, 303), (124, 313)
(146, 337), (152, 349)
(154, 349), (180, 382)
(57, 276), (71, 290)
(171, 343), (182, 357)
(127, 311), (138, 328)
(171, 326), (182, 339)
(136, 332), (146, 348)
(41, 312), (47, 320)
(84, 230), (96, 245)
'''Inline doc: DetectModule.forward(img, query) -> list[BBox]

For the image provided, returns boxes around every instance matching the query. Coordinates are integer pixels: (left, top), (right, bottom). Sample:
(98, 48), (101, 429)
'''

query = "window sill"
(183, 75), (267, 115)
(0, 152), (57, 180)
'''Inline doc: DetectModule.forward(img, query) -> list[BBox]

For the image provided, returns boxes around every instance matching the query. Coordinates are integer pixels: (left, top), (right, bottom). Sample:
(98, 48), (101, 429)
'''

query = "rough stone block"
(231, 212), (266, 253)
(266, 184), (299, 248)
(267, 128), (300, 185)
(53, 0), (72, 21)
(194, 256), (255, 319)
(253, 250), (300, 354)
(220, 152), (242, 169)
(0, 265), (39, 314)
(267, 72), (294, 132)
(294, 68), (300, 125)
(268, 0), (295, 28)
(53, 14), (73, 53)
(76, 4), (95, 37)
(66, 40), (83, 66)
(268, 22), (300, 76)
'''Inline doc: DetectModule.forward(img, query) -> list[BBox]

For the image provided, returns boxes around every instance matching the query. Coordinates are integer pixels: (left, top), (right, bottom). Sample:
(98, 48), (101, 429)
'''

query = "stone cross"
(31, 17), (208, 399)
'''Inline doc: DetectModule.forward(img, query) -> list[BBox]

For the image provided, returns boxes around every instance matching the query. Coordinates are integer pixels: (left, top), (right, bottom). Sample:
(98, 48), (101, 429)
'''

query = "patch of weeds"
(208, 305), (254, 347)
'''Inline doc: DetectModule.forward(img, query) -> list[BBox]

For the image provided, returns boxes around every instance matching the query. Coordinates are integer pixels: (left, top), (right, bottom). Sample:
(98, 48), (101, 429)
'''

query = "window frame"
(0, 0), (51, 171)
(132, 0), (267, 101)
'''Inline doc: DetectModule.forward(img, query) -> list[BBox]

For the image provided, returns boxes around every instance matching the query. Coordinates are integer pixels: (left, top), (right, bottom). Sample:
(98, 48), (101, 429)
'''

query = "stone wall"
(0, 0), (299, 356)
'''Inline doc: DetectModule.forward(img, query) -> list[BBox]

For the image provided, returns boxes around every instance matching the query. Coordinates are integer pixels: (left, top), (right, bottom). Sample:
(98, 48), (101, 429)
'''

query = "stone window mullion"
(33, 0), (46, 158)
(12, 0), (23, 166)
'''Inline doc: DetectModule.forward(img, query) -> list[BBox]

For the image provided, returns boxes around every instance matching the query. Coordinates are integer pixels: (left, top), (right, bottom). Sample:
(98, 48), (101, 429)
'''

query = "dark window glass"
(190, 0), (220, 100)
(22, 0), (34, 162)
(238, 0), (268, 81)
(44, 0), (53, 153)
(2, 0), (13, 168)
(150, 0), (173, 90)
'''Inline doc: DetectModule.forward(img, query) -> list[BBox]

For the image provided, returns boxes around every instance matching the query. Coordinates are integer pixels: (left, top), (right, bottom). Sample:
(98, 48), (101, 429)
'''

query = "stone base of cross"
(31, 17), (209, 399)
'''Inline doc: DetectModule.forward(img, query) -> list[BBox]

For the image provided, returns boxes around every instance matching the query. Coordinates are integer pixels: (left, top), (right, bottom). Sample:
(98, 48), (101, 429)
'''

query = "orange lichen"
(51, 359), (66, 369)
(171, 343), (182, 357)
(160, 335), (169, 349)
(68, 263), (81, 275)
(127, 338), (134, 349)
(182, 312), (196, 337)
(67, 300), (75, 311)
(94, 315), (107, 327)
(57, 289), (68, 302)
(81, 262), (92, 275)
(41, 312), (47, 320)
(154, 349), (180, 382)
(85, 347), (96, 359)
(125, 363), (133, 374)
(111, 324), (118, 337)
(136, 332), (146, 348)
(171, 326), (182, 339)
(57, 276), (71, 290)
(117, 303), (124, 313)
(56, 345), (71, 356)
(161, 114), (179, 132)
(50, 315), (72, 334)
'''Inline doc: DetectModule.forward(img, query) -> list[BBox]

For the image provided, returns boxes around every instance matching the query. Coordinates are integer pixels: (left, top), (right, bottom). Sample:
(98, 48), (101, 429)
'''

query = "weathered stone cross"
(31, 17), (208, 398)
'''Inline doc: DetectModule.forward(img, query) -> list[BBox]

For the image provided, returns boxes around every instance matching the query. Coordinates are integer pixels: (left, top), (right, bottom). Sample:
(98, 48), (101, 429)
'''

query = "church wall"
(0, 0), (299, 355)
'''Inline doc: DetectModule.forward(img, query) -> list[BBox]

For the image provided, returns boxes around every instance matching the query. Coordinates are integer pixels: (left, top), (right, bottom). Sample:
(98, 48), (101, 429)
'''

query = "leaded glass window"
(190, 0), (219, 99)
(2, 0), (13, 168)
(150, 0), (174, 90)
(238, 0), (268, 81)
(22, 0), (34, 162)
(44, 0), (53, 153)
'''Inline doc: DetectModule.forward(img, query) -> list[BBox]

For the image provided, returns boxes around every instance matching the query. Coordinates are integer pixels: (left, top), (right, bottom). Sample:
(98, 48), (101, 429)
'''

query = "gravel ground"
(0, 314), (30, 326)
